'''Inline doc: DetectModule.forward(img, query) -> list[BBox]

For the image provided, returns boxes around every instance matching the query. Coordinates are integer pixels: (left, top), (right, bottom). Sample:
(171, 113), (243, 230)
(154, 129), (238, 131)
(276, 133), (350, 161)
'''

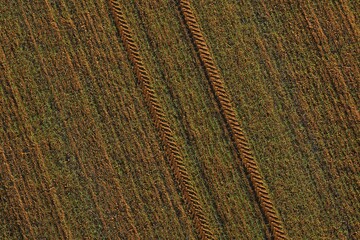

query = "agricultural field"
(0, 0), (359, 239)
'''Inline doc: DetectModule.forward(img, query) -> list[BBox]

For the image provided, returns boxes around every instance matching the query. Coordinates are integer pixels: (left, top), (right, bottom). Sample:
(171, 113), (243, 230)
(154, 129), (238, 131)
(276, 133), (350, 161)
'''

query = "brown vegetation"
(109, 0), (215, 239)
(1, 0), (358, 239)
(178, 1), (287, 239)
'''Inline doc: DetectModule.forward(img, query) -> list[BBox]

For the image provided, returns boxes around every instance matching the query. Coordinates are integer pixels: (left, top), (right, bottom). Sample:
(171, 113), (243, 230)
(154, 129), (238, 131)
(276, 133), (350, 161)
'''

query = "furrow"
(298, 0), (359, 125)
(0, 46), (35, 240)
(109, 1), (215, 239)
(42, 1), (141, 237)
(0, 147), (35, 239)
(177, 1), (288, 239)
(1, 24), (72, 238)
(16, 1), (113, 237)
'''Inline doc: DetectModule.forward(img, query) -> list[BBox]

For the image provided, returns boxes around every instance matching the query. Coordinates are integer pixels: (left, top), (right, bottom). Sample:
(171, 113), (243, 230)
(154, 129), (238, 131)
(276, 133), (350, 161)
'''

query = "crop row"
(177, 1), (287, 239)
(109, 1), (215, 239)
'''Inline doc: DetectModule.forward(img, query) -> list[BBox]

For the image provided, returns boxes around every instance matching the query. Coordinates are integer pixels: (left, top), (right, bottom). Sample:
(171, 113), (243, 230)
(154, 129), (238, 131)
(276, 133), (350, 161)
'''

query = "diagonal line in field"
(177, 1), (288, 239)
(108, 1), (216, 239)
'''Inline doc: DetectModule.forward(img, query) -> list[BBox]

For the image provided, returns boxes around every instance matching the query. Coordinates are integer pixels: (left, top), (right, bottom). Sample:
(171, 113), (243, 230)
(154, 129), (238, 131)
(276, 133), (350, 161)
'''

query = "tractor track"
(109, 1), (215, 239)
(177, 1), (287, 239)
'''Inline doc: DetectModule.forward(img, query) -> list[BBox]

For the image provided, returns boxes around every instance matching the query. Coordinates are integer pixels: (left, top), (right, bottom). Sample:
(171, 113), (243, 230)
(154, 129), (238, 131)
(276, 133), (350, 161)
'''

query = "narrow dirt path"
(109, 1), (216, 239)
(177, 1), (288, 239)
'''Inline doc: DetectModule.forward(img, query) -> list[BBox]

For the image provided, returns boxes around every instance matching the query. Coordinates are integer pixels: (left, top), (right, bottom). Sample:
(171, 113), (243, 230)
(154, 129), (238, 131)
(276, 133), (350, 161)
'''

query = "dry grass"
(1, 0), (358, 239)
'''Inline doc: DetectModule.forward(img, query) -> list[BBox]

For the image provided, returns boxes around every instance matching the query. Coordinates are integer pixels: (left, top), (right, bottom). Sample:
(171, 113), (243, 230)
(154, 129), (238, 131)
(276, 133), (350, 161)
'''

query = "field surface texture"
(0, 0), (359, 239)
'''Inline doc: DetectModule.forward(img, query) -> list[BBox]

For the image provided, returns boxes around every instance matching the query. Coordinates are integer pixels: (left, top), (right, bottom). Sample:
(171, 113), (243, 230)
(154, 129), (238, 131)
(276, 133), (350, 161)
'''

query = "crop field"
(0, 0), (359, 239)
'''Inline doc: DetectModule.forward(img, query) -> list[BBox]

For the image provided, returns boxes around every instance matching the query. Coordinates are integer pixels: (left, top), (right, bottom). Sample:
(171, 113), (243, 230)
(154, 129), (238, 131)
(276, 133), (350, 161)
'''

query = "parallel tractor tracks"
(109, 1), (215, 239)
(178, 0), (288, 239)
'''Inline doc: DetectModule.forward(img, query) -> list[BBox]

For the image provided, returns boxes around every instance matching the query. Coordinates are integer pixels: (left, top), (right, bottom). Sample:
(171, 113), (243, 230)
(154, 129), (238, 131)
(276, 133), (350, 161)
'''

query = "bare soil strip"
(177, 1), (287, 239)
(109, 1), (215, 239)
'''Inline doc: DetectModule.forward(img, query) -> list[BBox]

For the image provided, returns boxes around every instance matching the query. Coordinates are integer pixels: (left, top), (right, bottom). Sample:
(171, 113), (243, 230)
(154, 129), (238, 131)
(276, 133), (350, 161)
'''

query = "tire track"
(108, 1), (215, 239)
(177, 1), (287, 239)
(127, 3), (230, 237)
(58, 0), (184, 236)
